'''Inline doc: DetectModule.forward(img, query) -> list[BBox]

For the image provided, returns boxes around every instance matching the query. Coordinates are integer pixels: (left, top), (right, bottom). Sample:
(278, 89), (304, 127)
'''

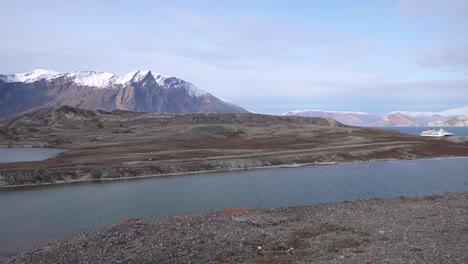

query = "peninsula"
(1, 106), (468, 187)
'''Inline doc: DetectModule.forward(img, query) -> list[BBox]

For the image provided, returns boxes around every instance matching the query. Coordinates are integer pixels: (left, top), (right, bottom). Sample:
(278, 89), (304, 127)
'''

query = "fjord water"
(0, 148), (64, 163)
(1, 158), (468, 258)
(378, 126), (468, 136)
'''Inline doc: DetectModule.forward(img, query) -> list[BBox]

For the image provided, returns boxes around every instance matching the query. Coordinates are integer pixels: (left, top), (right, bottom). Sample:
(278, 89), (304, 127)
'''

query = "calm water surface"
(0, 148), (64, 163)
(1, 158), (468, 258)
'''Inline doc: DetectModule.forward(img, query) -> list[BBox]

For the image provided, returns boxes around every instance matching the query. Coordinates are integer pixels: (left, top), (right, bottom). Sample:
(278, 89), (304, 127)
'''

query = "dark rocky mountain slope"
(0, 69), (248, 120)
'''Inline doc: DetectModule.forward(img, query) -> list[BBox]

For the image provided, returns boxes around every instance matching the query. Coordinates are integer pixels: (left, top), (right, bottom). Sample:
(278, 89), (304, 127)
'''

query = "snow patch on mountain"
(67, 71), (116, 88)
(389, 111), (437, 117)
(67, 70), (151, 88)
(114, 70), (151, 85)
(2, 69), (211, 97)
(152, 73), (168, 87)
(152, 73), (208, 97)
(391, 106), (468, 117)
(0, 69), (61, 83)
(285, 109), (372, 115)
(185, 84), (207, 97)
(439, 106), (468, 116)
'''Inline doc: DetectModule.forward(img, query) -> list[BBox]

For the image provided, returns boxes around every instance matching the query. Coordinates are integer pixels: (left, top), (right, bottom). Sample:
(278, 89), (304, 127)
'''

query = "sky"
(1, 0), (468, 115)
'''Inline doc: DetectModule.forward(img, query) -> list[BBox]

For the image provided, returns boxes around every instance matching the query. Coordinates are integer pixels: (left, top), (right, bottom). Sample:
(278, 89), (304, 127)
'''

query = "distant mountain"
(284, 110), (381, 126)
(0, 69), (248, 120)
(374, 112), (420, 126)
(285, 108), (468, 127)
(393, 106), (468, 118)
(411, 115), (450, 124)
(427, 116), (468, 126)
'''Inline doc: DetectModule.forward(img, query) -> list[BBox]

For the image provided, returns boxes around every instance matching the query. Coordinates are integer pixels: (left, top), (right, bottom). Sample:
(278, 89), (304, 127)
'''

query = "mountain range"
(2, 69), (466, 127)
(284, 107), (468, 126)
(0, 69), (248, 120)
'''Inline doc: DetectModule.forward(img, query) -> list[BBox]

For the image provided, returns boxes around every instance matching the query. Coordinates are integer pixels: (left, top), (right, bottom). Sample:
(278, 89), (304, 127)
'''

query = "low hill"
(374, 112), (420, 126)
(1, 106), (468, 187)
(0, 105), (342, 147)
(284, 110), (381, 126)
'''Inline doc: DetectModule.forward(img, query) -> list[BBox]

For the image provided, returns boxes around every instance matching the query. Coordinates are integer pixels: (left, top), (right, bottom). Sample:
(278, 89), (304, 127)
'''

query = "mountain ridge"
(0, 69), (248, 120)
(428, 116), (468, 127)
(285, 108), (468, 126)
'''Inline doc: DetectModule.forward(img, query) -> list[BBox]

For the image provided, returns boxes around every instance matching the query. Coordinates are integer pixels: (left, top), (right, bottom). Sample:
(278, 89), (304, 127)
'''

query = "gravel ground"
(3, 192), (467, 264)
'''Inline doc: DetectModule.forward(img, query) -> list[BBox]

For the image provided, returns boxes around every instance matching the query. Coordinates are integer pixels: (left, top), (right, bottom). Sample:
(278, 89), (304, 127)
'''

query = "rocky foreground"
(1, 106), (468, 188)
(3, 192), (467, 263)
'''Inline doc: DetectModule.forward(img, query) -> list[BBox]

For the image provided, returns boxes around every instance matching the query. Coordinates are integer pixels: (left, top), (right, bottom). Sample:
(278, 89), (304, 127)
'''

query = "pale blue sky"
(1, 0), (467, 114)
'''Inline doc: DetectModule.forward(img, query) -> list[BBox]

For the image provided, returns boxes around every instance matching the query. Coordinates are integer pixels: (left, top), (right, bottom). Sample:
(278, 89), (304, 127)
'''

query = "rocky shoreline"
(3, 191), (467, 263)
(1, 151), (464, 188)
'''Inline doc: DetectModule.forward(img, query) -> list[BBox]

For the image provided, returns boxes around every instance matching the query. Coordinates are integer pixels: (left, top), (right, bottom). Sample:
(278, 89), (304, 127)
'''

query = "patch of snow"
(132, 70), (150, 82)
(219, 97), (245, 108)
(1, 69), (210, 97)
(114, 70), (150, 85)
(439, 106), (468, 116)
(185, 83), (208, 97)
(64, 70), (151, 88)
(391, 106), (468, 117)
(67, 71), (116, 88)
(152, 73), (169, 87)
(389, 111), (437, 117)
(151, 72), (208, 97)
(285, 109), (372, 115)
(0, 69), (61, 83)
(219, 98), (234, 104)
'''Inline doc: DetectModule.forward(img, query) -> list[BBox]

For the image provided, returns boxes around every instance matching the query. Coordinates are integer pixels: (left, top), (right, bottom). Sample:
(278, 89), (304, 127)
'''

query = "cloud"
(153, 6), (381, 72)
(211, 70), (468, 114)
(397, 0), (468, 72)
(1, 1), (466, 115)
(417, 43), (468, 72)
(397, 0), (468, 23)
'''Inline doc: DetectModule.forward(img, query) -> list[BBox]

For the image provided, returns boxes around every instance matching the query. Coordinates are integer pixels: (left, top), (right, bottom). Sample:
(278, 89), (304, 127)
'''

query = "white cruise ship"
(420, 128), (453, 137)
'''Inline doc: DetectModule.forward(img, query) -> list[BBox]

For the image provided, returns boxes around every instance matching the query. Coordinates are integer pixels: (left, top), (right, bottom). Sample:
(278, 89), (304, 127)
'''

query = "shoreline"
(4, 191), (467, 263)
(2, 155), (467, 189)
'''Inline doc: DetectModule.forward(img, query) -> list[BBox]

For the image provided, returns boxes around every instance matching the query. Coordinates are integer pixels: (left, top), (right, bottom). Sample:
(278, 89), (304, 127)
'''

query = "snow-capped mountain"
(391, 106), (468, 118)
(285, 107), (468, 127)
(0, 70), (209, 96)
(0, 69), (61, 83)
(0, 69), (248, 120)
(386, 107), (468, 124)
(427, 116), (468, 127)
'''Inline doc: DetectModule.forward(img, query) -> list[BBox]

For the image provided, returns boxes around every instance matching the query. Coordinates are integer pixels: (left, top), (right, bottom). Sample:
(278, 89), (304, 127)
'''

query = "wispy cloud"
(397, 0), (468, 73)
(152, 6), (382, 72)
(1, 1), (467, 114)
(417, 43), (468, 72)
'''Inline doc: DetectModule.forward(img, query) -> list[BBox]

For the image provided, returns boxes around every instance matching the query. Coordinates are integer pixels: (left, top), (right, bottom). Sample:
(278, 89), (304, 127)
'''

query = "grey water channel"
(0, 148), (64, 163)
(1, 157), (468, 259)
